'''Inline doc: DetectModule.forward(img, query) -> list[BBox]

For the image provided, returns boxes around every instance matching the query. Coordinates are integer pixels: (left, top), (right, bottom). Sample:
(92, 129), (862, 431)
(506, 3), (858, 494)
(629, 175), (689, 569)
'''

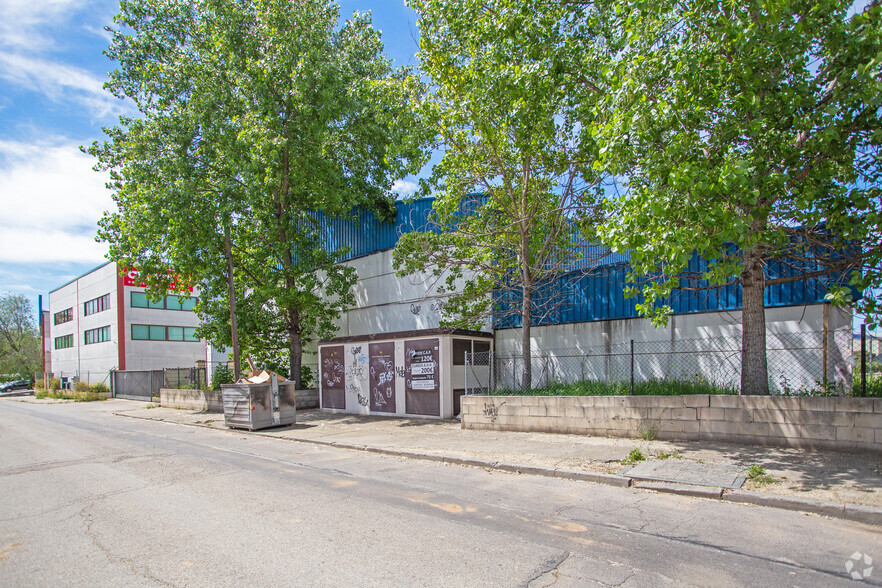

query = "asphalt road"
(0, 399), (879, 587)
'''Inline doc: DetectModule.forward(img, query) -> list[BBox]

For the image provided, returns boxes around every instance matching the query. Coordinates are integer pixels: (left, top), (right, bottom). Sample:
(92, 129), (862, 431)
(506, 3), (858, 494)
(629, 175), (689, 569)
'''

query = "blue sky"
(0, 0), (874, 333)
(0, 0), (422, 318)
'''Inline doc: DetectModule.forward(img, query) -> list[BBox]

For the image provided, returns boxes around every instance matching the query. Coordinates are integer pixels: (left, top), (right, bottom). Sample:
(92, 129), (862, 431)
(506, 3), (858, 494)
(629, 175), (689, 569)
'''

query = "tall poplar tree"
(393, 0), (609, 390)
(89, 0), (426, 386)
(594, 0), (882, 394)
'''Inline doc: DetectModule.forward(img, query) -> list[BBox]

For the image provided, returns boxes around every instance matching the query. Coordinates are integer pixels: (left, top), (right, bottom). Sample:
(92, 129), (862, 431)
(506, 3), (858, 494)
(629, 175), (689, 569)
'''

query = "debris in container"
(236, 369), (288, 384)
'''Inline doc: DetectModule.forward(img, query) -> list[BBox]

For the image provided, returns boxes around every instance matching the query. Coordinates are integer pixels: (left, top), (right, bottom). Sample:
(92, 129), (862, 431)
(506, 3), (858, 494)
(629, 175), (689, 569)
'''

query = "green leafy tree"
(0, 293), (41, 380)
(594, 0), (882, 394)
(393, 0), (610, 390)
(89, 0), (426, 387)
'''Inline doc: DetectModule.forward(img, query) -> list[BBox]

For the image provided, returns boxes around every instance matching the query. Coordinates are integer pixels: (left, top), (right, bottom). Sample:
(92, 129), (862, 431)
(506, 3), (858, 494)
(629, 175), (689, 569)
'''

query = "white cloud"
(391, 179), (418, 198)
(0, 52), (126, 119)
(0, 138), (113, 264)
(0, 228), (106, 264)
(0, 0), (84, 51)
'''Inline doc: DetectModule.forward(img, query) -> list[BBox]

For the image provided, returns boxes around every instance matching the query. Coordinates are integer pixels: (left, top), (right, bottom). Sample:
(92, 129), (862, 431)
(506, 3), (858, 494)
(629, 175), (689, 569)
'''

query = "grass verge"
(494, 377), (738, 397)
(36, 390), (107, 402)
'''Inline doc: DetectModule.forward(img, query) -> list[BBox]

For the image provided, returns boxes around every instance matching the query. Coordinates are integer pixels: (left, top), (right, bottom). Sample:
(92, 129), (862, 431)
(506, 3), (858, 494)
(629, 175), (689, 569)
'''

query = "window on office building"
(54, 308), (73, 325)
(84, 294), (111, 316)
(131, 324), (199, 342)
(131, 292), (198, 311)
(55, 334), (74, 349)
(84, 326), (111, 345)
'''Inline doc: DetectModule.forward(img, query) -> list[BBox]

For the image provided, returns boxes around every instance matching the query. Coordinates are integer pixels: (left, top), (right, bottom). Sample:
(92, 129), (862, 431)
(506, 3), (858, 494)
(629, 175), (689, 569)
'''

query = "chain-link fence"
(163, 367), (208, 390)
(41, 371), (113, 390)
(466, 328), (862, 396)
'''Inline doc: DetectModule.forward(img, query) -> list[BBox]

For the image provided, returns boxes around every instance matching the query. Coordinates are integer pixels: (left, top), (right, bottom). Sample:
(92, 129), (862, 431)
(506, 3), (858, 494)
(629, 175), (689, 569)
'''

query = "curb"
(632, 480), (724, 499)
(115, 411), (881, 526)
(721, 489), (882, 527)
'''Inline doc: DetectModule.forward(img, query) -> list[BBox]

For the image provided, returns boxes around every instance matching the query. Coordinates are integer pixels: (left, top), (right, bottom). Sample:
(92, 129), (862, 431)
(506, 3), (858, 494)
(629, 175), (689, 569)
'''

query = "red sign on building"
(122, 268), (193, 292)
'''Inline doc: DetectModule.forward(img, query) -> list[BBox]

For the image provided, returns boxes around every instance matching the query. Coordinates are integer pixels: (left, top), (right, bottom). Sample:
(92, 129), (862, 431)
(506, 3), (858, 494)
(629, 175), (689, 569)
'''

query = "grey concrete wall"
(331, 249), (491, 340)
(161, 388), (318, 411)
(493, 305), (853, 394)
(160, 388), (223, 412)
(461, 395), (882, 454)
(295, 388), (319, 410)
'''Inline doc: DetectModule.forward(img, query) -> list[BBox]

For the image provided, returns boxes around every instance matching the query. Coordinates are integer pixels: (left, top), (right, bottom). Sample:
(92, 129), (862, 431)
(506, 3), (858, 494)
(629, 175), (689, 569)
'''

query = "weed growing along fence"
(466, 329), (861, 396)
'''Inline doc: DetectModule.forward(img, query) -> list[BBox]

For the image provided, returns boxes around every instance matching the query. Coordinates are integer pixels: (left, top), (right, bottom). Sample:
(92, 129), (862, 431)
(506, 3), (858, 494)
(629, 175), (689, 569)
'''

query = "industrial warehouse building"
(43, 198), (853, 411)
(43, 261), (227, 389)
(317, 198), (853, 418)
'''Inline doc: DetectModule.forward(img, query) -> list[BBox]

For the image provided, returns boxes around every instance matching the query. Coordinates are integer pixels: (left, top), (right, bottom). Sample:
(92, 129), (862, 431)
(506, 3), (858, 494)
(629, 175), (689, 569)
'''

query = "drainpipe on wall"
(76, 278), (81, 384)
(39, 295), (45, 381)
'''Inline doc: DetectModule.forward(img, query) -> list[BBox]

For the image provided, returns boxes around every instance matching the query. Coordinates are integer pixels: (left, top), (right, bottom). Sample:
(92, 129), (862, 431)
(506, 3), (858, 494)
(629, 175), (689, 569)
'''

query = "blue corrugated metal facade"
(492, 256), (834, 330)
(324, 198), (836, 330)
(317, 197), (435, 262)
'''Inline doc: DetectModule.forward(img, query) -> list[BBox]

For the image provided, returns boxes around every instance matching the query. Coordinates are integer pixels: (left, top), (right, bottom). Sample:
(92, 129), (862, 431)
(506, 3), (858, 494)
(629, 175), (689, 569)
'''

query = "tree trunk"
(740, 247), (769, 395)
(276, 147), (304, 389)
(288, 310), (302, 389)
(224, 227), (241, 382)
(521, 287), (532, 391)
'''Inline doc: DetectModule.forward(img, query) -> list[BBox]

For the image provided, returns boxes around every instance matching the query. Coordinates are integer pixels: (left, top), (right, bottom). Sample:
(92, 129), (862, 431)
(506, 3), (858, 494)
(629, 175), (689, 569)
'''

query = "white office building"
(45, 262), (227, 387)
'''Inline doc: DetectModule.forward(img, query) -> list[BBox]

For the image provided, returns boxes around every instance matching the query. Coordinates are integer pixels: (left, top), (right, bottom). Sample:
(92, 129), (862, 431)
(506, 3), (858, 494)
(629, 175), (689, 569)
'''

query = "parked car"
(0, 379), (31, 392)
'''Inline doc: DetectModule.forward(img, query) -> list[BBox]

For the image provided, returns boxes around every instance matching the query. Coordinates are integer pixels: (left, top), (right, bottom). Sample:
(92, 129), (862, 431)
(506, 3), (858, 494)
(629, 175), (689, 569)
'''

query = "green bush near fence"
(211, 364), (233, 390)
(36, 388), (106, 402)
(853, 373), (882, 397)
(493, 377), (739, 397)
(90, 382), (110, 395)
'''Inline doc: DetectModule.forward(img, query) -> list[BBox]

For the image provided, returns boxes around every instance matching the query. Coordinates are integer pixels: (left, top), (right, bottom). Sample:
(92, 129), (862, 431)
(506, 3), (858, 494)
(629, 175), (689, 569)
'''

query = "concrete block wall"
(296, 389), (319, 410)
(461, 395), (882, 453)
(160, 388), (224, 412)
(161, 388), (319, 411)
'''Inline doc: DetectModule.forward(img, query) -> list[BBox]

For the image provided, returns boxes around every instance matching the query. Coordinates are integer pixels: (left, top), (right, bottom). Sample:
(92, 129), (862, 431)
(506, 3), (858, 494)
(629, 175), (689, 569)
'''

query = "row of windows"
(84, 294), (111, 316)
(55, 324), (200, 346)
(53, 291), (196, 327)
(131, 292), (198, 311)
(131, 325), (200, 342)
(55, 334), (73, 349)
(54, 308), (73, 325)
(84, 326), (111, 345)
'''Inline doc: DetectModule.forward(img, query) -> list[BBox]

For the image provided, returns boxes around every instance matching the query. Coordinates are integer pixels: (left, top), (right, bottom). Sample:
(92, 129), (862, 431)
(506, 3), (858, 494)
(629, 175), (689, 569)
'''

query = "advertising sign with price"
(405, 338), (439, 416)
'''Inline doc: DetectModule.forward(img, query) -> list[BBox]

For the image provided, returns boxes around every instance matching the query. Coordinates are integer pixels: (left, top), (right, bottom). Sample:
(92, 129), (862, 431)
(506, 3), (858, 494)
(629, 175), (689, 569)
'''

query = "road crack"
(79, 504), (175, 587)
(524, 550), (572, 588)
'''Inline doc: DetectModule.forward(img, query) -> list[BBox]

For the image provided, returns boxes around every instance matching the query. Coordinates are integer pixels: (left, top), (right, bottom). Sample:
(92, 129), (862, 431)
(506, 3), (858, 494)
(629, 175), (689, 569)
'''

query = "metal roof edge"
(319, 327), (493, 345)
(48, 260), (116, 295)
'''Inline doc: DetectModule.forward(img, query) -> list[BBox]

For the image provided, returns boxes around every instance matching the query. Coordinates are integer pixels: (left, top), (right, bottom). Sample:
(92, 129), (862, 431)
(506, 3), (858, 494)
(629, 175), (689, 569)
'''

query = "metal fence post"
(630, 339), (635, 395)
(861, 324), (867, 398)
(464, 351), (470, 395)
(491, 353), (495, 395)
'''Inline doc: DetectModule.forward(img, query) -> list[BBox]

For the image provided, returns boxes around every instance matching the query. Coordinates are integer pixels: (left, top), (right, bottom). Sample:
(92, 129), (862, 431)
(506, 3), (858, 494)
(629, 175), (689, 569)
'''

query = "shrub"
(48, 378), (61, 391)
(746, 464), (777, 485)
(34, 379), (45, 391)
(73, 381), (90, 393)
(90, 382), (110, 395)
(73, 391), (106, 402)
(300, 365), (315, 389)
(622, 448), (645, 466)
(852, 371), (882, 398)
(35, 390), (48, 399)
(211, 364), (234, 390)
